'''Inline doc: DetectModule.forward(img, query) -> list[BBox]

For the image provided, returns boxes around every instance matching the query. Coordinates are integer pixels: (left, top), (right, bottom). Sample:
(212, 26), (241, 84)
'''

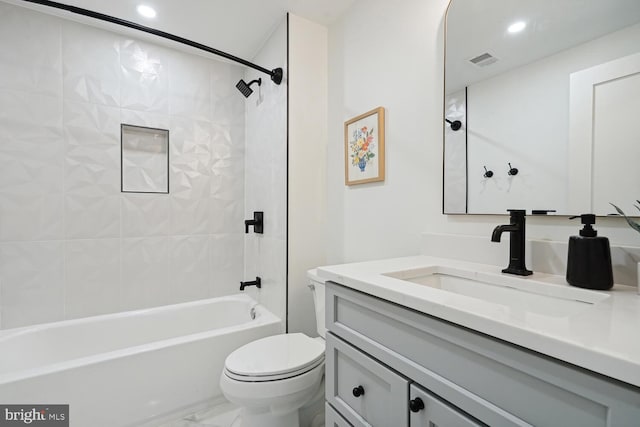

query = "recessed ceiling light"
(137, 5), (156, 19)
(507, 21), (527, 34)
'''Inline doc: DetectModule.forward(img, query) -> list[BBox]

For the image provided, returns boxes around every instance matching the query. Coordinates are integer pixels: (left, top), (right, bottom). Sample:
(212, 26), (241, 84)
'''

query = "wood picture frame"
(344, 107), (385, 185)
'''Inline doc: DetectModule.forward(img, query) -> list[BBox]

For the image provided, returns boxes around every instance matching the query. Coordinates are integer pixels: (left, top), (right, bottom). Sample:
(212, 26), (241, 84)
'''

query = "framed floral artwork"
(344, 107), (385, 185)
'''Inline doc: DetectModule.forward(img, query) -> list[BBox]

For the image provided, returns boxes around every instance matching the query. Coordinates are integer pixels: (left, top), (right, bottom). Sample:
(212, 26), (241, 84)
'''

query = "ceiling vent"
(469, 52), (498, 67)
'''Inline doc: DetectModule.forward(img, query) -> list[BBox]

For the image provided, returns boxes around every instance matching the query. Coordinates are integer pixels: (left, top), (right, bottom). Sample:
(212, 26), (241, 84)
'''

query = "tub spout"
(240, 277), (261, 291)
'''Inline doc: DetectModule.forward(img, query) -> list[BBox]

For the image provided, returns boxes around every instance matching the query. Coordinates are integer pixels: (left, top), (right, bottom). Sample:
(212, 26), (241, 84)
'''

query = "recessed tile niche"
(121, 124), (169, 193)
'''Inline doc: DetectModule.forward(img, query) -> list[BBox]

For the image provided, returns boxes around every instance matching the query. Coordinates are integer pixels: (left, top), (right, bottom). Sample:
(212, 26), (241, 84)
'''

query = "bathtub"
(0, 294), (282, 427)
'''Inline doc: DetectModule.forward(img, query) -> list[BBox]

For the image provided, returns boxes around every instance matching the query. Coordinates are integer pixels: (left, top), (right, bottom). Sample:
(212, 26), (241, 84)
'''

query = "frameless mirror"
(444, 0), (640, 216)
(121, 124), (169, 193)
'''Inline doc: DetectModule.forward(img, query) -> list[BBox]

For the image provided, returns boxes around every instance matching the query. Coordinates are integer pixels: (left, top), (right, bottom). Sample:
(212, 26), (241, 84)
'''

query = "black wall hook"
(483, 166), (494, 178)
(508, 163), (519, 176)
(445, 118), (462, 131)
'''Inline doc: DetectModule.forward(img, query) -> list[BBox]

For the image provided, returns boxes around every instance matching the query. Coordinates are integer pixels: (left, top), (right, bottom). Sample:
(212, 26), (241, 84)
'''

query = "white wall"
(0, 3), (247, 329)
(288, 14), (328, 336)
(465, 23), (640, 214)
(327, 0), (640, 266)
(243, 18), (288, 329)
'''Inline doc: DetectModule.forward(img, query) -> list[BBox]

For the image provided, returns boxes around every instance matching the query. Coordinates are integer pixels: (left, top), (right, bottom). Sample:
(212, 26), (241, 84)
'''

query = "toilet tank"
(306, 269), (326, 338)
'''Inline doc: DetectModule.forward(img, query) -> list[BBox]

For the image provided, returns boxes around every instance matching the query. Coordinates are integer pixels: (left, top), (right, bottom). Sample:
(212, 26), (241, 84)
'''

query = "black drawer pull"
(409, 397), (425, 412)
(352, 385), (365, 397)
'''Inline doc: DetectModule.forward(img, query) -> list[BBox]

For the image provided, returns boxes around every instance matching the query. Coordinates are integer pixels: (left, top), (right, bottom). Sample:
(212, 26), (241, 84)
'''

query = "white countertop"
(317, 255), (640, 388)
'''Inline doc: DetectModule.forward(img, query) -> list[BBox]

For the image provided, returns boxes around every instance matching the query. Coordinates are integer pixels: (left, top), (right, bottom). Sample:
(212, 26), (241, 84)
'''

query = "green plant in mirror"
(610, 201), (640, 234)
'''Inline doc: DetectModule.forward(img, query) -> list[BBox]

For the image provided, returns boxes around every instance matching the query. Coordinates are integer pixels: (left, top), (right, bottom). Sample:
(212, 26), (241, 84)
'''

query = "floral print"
(349, 126), (376, 171)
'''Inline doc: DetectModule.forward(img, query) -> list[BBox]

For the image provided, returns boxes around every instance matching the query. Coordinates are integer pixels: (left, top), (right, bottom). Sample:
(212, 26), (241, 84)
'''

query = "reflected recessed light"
(507, 21), (526, 34)
(137, 5), (156, 18)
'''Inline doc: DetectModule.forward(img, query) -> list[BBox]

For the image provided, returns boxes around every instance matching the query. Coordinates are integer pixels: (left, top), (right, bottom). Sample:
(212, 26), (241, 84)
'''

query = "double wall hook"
(508, 163), (519, 176)
(483, 166), (494, 178)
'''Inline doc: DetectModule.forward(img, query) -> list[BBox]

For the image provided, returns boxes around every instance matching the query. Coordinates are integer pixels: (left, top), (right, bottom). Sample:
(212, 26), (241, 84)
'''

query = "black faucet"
(240, 277), (261, 291)
(491, 209), (532, 276)
(245, 211), (263, 234)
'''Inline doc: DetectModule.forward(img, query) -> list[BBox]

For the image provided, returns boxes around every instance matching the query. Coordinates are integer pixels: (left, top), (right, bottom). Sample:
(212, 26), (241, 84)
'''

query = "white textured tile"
(210, 234), (244, 297)
(210, 198), (244, 235)
(64, 239), (121, 319)
(121, 109), (170, 131)
(0, 90), (63, 141)
(211, 155), (244, 201)
(62, 22), (121, 107)
(120, 39), (169, 113)
(0, 3), (62, 97)
(65, 194), (120, 240)
(168, 236), (211, 302)
(121, 237), (170, 310)
(256, 237), (287, 321)
(169, 52), (212, 120)
(122, 194), (170, 237)
(0, 194), (64, 242)
(170, 198), (209, 236)
(64, 100), (120, 193)
(0, 241), (65, 329)
(170, 117), (212, 199)
(0, 90), (64, 241)
(64, 101), (120, 238)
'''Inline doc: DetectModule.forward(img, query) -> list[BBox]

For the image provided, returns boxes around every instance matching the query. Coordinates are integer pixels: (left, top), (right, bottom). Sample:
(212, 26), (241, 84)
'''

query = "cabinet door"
(326, 333), (409, 427)
(410, 384), (485, 427)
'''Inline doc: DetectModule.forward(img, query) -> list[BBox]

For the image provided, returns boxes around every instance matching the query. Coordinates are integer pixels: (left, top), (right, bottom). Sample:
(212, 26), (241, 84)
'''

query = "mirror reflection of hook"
(445, 118), (462, 131)
(508, 162), (519, 176)
(483, 166), (494, 178)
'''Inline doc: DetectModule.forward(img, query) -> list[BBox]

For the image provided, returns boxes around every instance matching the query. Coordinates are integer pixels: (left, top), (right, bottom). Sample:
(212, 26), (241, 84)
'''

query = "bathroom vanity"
(319, 256), (640, 426)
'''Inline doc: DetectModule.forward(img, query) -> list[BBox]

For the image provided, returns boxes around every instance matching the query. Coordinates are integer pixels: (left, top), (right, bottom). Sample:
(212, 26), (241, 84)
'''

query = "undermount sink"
(383, 266), (610, 318)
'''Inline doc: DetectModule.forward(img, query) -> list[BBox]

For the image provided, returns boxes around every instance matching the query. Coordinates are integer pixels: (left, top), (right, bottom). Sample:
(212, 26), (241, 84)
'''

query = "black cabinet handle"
(352, 385), (365, 397)
(409, 398), (425, 413)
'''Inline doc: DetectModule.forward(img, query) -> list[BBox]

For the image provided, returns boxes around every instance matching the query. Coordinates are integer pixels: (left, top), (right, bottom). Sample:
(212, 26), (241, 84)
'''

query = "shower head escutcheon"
(236, 78), (262, 98)
(445, 118), (462, 131)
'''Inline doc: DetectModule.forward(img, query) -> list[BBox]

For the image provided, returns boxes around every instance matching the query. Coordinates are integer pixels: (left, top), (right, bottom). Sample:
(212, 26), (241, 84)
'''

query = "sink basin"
(383, 266), (610, 318)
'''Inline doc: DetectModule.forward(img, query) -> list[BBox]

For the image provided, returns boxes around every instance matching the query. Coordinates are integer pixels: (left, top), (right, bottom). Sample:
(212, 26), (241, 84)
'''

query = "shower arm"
(20, 0), (284, 85)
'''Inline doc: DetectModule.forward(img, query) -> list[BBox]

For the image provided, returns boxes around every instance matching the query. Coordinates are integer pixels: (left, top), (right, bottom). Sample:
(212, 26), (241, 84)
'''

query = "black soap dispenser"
(566, 214), (613, 290)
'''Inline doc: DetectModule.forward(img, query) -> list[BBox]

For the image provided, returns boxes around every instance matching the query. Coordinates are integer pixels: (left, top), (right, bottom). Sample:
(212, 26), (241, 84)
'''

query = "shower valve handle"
(244, 211), (264, 234)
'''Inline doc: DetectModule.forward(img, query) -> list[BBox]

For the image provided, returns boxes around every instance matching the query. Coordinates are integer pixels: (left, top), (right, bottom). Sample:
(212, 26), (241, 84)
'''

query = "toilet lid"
(225, 333), (325, 378)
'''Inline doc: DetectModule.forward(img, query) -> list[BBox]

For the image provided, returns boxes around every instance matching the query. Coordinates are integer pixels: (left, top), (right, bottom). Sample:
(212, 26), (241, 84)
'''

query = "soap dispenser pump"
(566, 214), (613, 290)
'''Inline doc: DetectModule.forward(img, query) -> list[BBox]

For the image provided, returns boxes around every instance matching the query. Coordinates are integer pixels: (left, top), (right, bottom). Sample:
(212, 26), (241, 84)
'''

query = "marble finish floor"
(158, 402), (240, 427)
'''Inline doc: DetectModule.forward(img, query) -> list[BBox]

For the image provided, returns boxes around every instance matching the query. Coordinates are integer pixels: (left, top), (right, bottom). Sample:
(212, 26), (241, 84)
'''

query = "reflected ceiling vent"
(469, 52), (498, 67)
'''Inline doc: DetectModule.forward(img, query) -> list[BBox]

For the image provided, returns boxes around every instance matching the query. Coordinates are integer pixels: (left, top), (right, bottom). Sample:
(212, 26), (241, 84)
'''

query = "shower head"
(236, 78), (262, 98)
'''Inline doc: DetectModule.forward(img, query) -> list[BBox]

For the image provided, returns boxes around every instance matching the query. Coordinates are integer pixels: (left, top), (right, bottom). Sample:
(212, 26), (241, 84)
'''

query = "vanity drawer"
(326, 403), (354, 427)
(410, 383), (486, 427)
(326, 332), (409, 427)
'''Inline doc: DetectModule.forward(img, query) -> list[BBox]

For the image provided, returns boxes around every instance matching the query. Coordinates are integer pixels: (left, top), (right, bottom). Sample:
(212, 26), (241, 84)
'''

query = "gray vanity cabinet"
(324, 281), (640, 427)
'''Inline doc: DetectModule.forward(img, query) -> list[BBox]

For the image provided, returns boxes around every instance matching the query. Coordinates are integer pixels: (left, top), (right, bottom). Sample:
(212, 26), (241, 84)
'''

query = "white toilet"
(220, 270), (326, 427)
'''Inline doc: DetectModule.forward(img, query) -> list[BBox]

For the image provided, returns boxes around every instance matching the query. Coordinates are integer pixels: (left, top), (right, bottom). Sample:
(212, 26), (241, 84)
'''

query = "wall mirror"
(443, 0), (640, 216)
(121, 124), (169, 194)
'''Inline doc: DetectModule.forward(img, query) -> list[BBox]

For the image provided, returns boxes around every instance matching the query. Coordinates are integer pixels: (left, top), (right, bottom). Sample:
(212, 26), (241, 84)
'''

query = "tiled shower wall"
(0, 3), (247, 328)
(243, 18), (288, 327)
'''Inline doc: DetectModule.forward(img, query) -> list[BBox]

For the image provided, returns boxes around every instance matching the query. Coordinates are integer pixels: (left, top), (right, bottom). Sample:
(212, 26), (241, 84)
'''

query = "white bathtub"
(0, 294), (282, 427)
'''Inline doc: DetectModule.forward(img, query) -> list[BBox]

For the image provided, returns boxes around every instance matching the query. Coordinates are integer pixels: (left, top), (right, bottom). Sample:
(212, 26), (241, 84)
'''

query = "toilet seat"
(224, 333), (325, 382)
